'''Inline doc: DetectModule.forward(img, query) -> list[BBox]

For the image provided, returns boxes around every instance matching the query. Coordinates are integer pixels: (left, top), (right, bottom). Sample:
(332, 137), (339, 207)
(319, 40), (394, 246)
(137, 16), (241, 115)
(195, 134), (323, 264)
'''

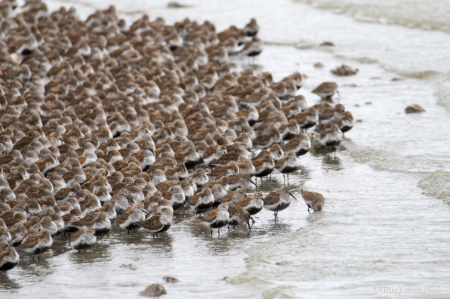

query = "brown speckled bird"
(300, 189), (326, 213)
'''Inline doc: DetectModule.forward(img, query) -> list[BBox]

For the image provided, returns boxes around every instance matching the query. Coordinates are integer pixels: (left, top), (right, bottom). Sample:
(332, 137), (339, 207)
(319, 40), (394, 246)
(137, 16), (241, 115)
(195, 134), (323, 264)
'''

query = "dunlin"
(226, 173), (257, 190)
(70, 227), (97, 251)
(162, 185), (185, 210)
(228, 204), (253, 230)
(203, 145), (227, 165)
(22, 223), (42, 243)
(235, 107), (259, 127)
(239, 36), (263, 63)
(300, 189), (326, 213)
(180, 178), (195, 200)
(98, 201), (117, 221)
(8, 222), (27, 246)
(144, 195), (173, 218)
(267, 144), (285, 162)
(275, 152), (301, 175)
(198, 177), (229, 193)
(314, 103), (340, 125)
(244, 18), (259, 36)
(165, 164), (189, 180)
(18, 228), (53, 255)
(184, 187), (214, 214)
(129, 186), (145, 202)
(209, 161), (239, 178)
(50, 213), (65, 235)
(0, 245), (19, 272)
(211, 184), (229, 203)
(138, 206), (173, 238)
(218, 188), (247, 205)
(331, 64), (358, 76)
(94, 187), (112, 204)
(282, 133), (311, 156)
(63, 209), (83, 234)
(81, 195), (101, 217)
(199, 203), (230, 236)
(312, 82), (339, 100)
(234, 132), (253, 149)
(252, 155), (275, 178)
(235, 192), (264, 215)
(253, 127), (281, 149)
(149, 169), (167, 186)
(187, 168), (209, 187)
(263, 186), (297, 218)
(0, 227), (11, 244)
(208, 147), (249, 166)
(40, 216), (58, 237)
(294, 107), (318, 132)
(279, 120), (300, 140)
(111, 189), (133, 215)
(117, 202), (147, 233)
(155, 179), (180, 193)
(238, 158), (256, 175)
(325, 111), (354, 134)
(319, 124), (343, 149)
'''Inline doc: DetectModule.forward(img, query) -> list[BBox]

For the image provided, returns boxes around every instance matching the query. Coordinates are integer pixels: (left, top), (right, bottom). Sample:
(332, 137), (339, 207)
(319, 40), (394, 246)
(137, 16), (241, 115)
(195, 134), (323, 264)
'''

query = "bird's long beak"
(289, 192), (297, 200)
(143, 209), (149, 214)
(336, 90), (341, 99)
(251, 180), (257, 186)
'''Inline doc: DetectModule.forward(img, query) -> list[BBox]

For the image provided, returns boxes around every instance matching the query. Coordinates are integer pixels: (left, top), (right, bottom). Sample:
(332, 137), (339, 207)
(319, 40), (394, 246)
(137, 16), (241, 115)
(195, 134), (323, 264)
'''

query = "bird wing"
(116, 211), (131, 224)
(235, 196), (253, 207)
(283, 139), (300, 151)
(314, 192), (326, 202)
(253, 134), (270, 146)
(187, 193), (200, 205)
(211, 165), (228, 176)
(70, 230), (84, 242)
(73, 213), (98, 226)
(19, 234), (40, 248)
(252, 158), (265, 168)
(139, 215), (163, 231)
(200, 210), (218, 222)
(239, 41), (253, 53)
(300, 190), (315, 202)
(218, 192), (234, 203)
(275, 157), (288, 168)
(319, 129), (330, 139)
(263, 192), (280, 205)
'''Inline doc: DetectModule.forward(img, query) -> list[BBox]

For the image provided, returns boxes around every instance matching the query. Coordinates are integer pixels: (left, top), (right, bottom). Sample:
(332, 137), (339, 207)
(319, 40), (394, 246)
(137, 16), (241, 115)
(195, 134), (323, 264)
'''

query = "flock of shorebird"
(0, 0), (355, 273)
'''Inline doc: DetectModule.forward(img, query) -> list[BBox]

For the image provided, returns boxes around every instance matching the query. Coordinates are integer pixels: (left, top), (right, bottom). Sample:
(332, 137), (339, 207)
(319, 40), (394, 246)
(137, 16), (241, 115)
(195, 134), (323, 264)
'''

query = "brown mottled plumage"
(235, 192), (264, 215)
(263, 186), (297, 218)
(311, 82), (339, 100)
(300, 189), (326, 213)
(138, 206), (173, 237)
(228, 204), (253, 229)
(209, 161), (239, 178)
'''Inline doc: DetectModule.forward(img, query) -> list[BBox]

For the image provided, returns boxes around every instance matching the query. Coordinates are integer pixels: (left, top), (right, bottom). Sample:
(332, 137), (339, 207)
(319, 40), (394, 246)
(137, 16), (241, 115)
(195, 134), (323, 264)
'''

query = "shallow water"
(2, 0), (450, 298)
